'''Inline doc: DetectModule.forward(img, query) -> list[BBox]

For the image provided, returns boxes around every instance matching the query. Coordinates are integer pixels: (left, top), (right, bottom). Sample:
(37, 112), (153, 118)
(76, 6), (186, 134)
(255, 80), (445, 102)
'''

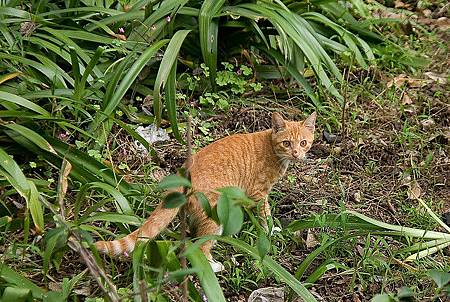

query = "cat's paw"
(209, 260), (225, 273)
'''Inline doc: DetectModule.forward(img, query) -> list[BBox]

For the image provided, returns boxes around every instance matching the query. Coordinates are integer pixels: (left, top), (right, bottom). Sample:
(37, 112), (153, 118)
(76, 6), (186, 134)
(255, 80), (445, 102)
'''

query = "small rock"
(306, 230), (319, 249)
(407, 180), (422, 200)
(422, 9), (432, 18)
(401, 93), (413, 105)
(323, 129), (341, 144)
(420, 118), (435, 129)
(354, 192), (362, 203)
(248, 287), (284, 302)
(333, 146), (342, 155)
(134, 124), (170, 154)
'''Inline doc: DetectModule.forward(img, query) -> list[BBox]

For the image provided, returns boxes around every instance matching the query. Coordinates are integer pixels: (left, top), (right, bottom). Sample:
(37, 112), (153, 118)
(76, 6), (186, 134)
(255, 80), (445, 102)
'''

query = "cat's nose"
(292, 150), (299, 158)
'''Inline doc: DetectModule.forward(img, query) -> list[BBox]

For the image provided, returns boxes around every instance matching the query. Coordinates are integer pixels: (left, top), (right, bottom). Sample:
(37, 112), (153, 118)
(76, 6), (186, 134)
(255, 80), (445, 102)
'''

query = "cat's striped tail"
(94, 204), (179, 256)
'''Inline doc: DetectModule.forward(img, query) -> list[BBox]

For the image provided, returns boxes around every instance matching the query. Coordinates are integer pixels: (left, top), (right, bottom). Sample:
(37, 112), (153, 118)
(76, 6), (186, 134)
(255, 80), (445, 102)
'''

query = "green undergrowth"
(1, 0), (450, 301)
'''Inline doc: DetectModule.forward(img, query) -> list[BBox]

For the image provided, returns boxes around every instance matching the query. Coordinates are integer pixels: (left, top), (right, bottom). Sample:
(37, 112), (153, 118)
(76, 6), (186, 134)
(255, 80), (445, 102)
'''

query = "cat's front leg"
(252, 192), (271, 232)
(254, 193), (281, 235)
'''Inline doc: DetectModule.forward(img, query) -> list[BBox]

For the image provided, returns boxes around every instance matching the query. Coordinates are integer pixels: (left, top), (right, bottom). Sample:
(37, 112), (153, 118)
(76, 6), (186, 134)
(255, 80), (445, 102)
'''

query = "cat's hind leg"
(195, 218), (224, 272)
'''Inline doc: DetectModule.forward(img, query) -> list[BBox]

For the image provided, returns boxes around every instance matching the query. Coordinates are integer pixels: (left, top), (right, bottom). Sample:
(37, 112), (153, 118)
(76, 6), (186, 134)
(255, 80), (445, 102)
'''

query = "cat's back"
(189, 130), (270, 190)
(194, 130), (268, 162)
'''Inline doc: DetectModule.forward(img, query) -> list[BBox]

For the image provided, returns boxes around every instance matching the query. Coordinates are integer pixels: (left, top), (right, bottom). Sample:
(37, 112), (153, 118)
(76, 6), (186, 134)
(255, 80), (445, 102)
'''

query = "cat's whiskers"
(275, 155), (291, 174)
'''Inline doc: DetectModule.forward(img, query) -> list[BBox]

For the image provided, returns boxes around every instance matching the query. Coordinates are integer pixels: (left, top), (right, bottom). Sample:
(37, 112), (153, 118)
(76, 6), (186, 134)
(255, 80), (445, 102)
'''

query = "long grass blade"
(199, 0), (225, 84)
(0, 264), (45, 299)
(185, 244), (227, 302)
(0, 91), (50, 116)
(3, 124), (57, 156)
(153, 29), (190, 126)
(91, 39), (168, 129)
(0, 148), (44, 233)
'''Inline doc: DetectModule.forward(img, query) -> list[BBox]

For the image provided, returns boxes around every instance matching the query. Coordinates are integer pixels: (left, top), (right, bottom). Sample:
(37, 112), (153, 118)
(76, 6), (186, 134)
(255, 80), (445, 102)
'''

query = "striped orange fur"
(94, 112), (316, 270)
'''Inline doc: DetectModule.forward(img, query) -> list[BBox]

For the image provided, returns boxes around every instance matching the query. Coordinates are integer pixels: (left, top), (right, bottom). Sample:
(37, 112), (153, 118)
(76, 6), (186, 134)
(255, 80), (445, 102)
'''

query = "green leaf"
(199, 0), (225, 84)
(74, 46), (105, 100)
(153, 29), (191, 126)
(43, 228), (68, 276)
(82, 213), (143, 226)
(305, 261), (346, 284)
(3, 124), (57, 154)
(27, 180), (44, 234)
(371, 294), (394, 302)
(158, 174), (191, 190)
(256, 230), (270, 260)
(0, 216), (12, 227)
(184, 244), (226, 302)
(165, 61), (183, 142)
(1, 287), (33, 302)
(195, 192), (212, 217)
(85, 182), (133, 215)
(0, 91), (50, 116)
(0, 264), (45, 299)
(428, 270), (450, 289)
(217, 192), (243, 236)
(0, 149), (44, 233)
(397, 287), (414, 299)
(163, 192), (187, 208)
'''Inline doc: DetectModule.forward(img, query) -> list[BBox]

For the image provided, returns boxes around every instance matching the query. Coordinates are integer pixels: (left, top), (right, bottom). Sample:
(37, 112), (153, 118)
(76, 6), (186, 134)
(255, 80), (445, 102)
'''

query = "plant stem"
(180, 115), (193, 301)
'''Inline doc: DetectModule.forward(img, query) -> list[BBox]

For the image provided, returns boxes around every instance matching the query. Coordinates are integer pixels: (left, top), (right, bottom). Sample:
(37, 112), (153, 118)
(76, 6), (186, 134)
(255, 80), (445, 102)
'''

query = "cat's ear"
(304, 111), (316, 132)
(272, 112), (286, 133)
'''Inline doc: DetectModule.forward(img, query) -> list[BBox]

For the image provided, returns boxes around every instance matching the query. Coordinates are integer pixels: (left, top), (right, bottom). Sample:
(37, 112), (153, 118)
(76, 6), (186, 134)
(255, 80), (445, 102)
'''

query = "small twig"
(57, 159), (71, 219)
(67, 235), (120, 302)
(180, 115), (193, 301)
(341, 67), (351, 140)
(56, 159), (120, 302)
(139, 280), (149, 302)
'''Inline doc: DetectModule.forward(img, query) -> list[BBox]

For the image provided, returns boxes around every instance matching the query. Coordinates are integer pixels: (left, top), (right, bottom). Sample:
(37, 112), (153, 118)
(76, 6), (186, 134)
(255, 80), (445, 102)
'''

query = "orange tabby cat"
(95, 112), (316, 271)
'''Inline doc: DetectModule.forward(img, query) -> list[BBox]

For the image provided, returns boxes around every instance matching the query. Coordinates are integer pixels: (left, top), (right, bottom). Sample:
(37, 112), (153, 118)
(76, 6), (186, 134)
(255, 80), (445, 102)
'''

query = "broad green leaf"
(371, 294), (394, 302)
(0, 149), (44, 232)
(43, 227), (68, 276)
(158, 174), (191, 190)
(428, 270), (450, 289)
(217, 192), (243, 236)
(195, 192), (212, 217)
(256, 230), (270, 260)
(163, 192), (187, 208)
(0, 264), (45, 299)
(28, 180), (44, 233)
(1, 287), (33, 302)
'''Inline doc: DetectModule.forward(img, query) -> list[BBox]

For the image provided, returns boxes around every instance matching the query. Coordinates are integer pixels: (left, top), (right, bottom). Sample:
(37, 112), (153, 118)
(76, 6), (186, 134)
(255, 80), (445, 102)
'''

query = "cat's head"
(271, 112), (316, 161)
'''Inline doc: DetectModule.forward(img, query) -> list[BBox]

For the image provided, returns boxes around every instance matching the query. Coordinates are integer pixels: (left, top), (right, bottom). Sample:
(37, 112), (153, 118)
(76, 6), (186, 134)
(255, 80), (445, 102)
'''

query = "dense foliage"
(0, 0), (449, 301)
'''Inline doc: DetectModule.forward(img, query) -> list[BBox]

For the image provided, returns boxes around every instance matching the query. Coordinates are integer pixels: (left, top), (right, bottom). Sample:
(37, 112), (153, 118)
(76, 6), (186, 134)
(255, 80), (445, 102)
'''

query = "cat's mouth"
(291, 154), (306, 161)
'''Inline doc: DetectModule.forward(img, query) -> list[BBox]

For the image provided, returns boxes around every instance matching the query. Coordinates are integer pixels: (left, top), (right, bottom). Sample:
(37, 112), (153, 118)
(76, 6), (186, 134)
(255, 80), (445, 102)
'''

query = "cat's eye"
(300, 140), (307, 147)
(282, 141), (291, 147)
